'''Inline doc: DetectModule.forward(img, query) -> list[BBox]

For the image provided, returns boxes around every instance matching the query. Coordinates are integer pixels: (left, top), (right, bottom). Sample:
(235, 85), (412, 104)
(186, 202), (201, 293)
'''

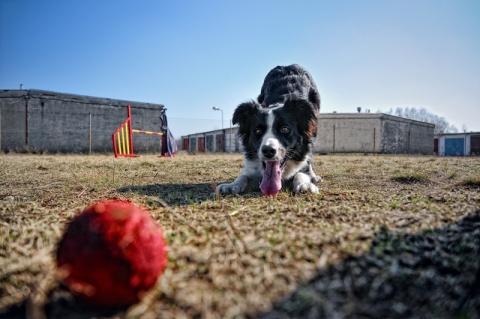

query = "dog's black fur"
(258, 64), (320, 110)
(218, 64), (321, 195)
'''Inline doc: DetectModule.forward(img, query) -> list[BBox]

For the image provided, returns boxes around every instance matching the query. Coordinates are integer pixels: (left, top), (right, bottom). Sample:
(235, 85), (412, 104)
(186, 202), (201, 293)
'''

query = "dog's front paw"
(294, 182), (319, 194)
(217, 182), (243, 195)
(217, 175), (249, 195)
(312, 175), (323, 183)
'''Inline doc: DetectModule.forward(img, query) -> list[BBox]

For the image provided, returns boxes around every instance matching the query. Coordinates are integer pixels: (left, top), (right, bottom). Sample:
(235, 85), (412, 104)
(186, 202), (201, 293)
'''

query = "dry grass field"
(0, 153), (479, 319)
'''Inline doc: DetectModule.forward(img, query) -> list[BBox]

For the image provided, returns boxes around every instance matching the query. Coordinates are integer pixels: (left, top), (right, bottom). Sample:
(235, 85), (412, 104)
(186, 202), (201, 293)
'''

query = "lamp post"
(212, 106), (223, 130)
(212, 106), (225, 152)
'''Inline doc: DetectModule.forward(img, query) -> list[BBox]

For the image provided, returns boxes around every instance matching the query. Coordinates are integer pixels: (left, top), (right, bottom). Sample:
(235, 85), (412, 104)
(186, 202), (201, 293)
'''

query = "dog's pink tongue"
(260, 161), (282, 197)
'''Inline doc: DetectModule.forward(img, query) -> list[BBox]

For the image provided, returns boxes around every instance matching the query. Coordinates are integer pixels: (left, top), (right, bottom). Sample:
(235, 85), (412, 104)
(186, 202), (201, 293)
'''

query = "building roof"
(0, 89), (164, 110)
(319, 112), (435, 127)
(435, 131), (480, 137)
(182, 126), (238, 138)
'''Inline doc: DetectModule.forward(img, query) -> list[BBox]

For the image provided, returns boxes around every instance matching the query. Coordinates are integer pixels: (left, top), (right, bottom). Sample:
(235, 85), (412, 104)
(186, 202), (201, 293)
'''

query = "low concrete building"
(183, 113), (435, 155)
(435, 132), (480, 156)
(0, 89), (165, 153)
(182, 127), (239, 153)
(315, 113), (435, 154)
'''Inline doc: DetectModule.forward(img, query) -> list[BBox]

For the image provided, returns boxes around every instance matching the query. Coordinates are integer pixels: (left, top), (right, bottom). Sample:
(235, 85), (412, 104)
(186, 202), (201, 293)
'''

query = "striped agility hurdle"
(112, 105), (164, 158)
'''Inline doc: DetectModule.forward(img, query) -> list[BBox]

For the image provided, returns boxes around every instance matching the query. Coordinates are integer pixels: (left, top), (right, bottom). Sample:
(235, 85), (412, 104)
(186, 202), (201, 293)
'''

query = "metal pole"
(373, 127), (376, 154)
(25, 95), (29, 146)
(333, 124), (336, 154)
(408, 128), (411, 154)
(89, 113), (92, 155)
(0, 109), (2, 151)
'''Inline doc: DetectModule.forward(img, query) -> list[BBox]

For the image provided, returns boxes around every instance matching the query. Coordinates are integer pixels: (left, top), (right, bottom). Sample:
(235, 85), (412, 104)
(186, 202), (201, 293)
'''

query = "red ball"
(56, 200), (168, 307)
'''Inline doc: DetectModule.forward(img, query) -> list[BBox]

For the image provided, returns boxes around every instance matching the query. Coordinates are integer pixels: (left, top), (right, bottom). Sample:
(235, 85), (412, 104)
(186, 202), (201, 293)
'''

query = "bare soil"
(0, 153), (479, 319)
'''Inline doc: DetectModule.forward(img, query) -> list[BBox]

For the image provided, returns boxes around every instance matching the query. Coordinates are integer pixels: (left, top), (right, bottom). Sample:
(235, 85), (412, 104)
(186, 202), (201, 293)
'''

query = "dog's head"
(233, 98), (318, 196)
(233, 98), (318, 160)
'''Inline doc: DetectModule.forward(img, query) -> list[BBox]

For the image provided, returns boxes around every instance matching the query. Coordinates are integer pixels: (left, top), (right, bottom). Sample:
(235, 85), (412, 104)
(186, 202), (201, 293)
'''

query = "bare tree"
(383, 107), (458, 135)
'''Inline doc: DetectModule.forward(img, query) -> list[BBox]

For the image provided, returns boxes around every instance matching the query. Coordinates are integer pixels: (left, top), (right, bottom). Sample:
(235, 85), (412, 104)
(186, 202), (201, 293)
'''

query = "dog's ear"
(308, 89), (321, 110)
(232, 101), (261, 125)
(257, 93), (265, 105)
(233, 101), (262, 146)
(283, 98), (319, 141)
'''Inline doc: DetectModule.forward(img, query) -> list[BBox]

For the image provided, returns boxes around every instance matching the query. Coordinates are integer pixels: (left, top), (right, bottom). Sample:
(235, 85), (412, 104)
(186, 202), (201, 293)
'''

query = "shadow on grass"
(117, 182), (264, 206)
(1, 290), (127, 319)
(118, 182), (216, 206)
(261, 210), (480, 319)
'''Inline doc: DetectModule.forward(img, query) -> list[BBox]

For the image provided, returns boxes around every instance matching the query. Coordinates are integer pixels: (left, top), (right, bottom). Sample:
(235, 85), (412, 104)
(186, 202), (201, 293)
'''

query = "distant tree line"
(382, 107), (458, 135)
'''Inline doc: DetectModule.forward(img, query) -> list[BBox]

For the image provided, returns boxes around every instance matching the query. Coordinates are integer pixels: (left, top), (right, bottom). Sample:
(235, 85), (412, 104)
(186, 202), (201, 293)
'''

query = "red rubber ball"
(56, 200), (168, 307)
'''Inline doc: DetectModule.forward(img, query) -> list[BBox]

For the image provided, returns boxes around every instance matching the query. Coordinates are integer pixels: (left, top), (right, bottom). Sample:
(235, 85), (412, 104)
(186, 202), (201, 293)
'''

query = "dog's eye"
(254, 128), (263, 136)
(280, 126), (290, 134)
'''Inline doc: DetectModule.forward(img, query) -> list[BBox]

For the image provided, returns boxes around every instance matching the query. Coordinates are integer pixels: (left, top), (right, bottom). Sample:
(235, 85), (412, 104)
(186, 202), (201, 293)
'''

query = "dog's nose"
(261, 145), (276, 159)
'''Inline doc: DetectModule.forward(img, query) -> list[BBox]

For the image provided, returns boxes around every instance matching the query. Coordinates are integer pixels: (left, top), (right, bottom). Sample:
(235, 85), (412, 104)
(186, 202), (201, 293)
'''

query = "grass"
(0, 153), (479, 318)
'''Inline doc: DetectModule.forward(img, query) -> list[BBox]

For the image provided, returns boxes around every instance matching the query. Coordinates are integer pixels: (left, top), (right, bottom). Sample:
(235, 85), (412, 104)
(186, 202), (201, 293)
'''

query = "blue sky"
(1, 0), (479, 137)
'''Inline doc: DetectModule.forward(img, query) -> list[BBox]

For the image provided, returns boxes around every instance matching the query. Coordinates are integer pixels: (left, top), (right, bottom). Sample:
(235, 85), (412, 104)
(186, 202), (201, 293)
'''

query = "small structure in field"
(435, 132), (480, 156)
(315, 113), (435, 155)
(183, 113), (435, 155)
(182, 127), (238, 153)
(0, 89), (165, 154)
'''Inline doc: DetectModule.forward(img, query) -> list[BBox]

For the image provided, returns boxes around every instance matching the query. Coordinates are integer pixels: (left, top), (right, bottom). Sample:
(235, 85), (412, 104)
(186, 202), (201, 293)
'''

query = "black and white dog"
(217, 64), (321, 197)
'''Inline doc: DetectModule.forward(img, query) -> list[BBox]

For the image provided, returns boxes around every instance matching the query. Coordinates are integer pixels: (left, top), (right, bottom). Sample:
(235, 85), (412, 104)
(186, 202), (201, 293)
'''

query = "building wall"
(315, 113), (434, 154)
(0, 90), (165, 153)
(0, 91), (27, 150)
(315, 114), (381, 153)
(381, 115), (434, 154)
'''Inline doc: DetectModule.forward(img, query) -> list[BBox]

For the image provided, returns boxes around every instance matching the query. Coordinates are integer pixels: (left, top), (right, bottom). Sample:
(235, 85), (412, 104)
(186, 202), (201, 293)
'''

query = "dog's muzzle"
(259, 146), (288, 197)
